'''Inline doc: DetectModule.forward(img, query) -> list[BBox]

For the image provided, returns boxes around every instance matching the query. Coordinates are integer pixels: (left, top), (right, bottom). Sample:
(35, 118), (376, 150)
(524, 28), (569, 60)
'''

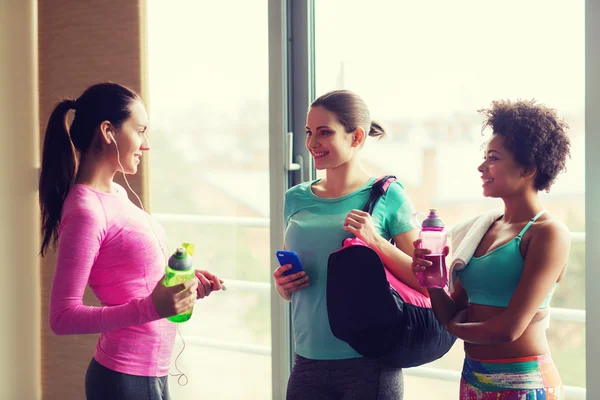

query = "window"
(314, 0), (585, 397)
(147, 1), (272, 398)
(146, 1), (588, 398)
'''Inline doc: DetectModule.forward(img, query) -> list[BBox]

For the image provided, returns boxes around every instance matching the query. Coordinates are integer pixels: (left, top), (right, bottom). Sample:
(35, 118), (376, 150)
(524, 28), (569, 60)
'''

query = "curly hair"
(478, 99), (571, 192)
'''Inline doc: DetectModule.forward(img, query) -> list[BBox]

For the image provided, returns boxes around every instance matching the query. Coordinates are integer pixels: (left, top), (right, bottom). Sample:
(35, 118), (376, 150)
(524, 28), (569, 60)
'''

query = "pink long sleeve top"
(49, 184), (176, 377)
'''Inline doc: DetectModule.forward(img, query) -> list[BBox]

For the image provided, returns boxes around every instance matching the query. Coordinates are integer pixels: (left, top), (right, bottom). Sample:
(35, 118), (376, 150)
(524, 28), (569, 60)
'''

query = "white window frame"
(585, 1), (599, 398)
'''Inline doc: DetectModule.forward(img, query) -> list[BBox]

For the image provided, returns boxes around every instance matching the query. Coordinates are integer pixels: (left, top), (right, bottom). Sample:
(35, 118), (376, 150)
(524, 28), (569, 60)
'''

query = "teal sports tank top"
(457, 210), (557, 309)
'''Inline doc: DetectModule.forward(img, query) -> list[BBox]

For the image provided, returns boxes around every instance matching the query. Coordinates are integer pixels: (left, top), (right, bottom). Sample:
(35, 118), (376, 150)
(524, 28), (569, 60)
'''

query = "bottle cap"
(174, 247), (187, 259)
(422, 209), (445, 229)
(168, 247), (193, 271)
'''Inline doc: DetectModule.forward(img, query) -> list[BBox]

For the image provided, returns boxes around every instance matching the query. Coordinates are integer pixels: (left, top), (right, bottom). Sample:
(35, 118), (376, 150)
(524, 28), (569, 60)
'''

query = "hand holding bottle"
(412, 239), (450, 271)
(411, 209), (449, 288)
(150, 277), (198, 319)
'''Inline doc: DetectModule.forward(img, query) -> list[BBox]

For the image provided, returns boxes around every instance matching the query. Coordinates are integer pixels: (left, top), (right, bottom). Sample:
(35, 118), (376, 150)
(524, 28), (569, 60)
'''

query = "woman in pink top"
(39, 82), (223, 400)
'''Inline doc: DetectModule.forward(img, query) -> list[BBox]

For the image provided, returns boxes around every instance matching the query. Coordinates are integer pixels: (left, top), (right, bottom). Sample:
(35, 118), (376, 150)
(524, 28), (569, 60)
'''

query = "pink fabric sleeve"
(49, 205), (161, 335)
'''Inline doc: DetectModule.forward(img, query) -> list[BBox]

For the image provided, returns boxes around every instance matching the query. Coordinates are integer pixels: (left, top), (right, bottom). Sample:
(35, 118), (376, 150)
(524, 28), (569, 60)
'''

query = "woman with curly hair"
(412, 99), (571, 399)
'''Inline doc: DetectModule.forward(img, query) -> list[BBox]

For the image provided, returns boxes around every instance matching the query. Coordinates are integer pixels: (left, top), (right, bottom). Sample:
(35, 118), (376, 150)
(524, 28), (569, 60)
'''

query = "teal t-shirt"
(283, 176), (415, 360)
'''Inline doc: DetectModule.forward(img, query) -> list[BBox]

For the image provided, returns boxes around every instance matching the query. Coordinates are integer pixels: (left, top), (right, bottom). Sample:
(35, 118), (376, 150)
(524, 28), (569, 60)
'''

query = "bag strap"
(362, 175), (396, 215)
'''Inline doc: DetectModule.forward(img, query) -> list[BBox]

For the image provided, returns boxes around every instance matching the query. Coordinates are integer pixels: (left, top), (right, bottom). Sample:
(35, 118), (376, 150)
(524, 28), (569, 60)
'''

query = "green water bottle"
(165, 243), (196, 323)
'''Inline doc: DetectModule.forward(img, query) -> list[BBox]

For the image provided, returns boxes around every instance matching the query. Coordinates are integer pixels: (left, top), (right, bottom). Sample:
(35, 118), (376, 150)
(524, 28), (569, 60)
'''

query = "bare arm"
(427, 281), (469, 325)
(344, 209), (428, 294)
(373, 229), (428, 295)
(446, 221), (570, 344)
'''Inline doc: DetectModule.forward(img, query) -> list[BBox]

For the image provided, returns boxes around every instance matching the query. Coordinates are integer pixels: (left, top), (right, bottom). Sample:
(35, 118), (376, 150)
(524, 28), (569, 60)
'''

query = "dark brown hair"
(311, 90), (386, 139)
(39, 82), (140, 256)
(479, 99), (571, 192)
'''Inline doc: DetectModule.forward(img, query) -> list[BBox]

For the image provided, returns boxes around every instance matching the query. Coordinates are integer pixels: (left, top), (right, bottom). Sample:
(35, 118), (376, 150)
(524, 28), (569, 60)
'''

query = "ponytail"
(39, 99), (77, 256)
(368, 120), (386, 139)
(39, 83), (141, 256)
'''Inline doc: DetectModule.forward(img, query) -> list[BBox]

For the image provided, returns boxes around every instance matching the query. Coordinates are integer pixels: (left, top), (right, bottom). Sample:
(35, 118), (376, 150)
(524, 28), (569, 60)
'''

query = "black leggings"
(286, 355), (404, 400)
(85, 358), (171, 400)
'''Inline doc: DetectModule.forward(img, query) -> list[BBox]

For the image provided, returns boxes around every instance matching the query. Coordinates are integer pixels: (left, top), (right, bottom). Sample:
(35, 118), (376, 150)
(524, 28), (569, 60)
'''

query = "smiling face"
(478, 134), (536, 198)
(110, 100), (150, 175)
(305, 106), (361, 171)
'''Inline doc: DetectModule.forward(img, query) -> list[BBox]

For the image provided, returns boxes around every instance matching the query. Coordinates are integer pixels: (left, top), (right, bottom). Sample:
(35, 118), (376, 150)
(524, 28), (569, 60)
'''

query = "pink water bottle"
(416, 209), (448, 288)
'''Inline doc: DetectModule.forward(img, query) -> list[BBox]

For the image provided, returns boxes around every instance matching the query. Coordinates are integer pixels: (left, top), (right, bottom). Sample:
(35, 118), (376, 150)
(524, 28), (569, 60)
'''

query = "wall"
(38, 1), (146, 398)
(0, 1), (41, 398)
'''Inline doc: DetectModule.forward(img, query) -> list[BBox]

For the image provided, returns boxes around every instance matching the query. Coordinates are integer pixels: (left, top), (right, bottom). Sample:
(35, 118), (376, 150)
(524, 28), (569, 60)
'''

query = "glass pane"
(168, 344), (271, 399)
(555, 242), (585, 310)
(147, 1), (271, 398)
(548, 321), (586, 388)
(425, 340), (464, 373)
(315, 0), (585, 390)
(404, 376), (460, 398)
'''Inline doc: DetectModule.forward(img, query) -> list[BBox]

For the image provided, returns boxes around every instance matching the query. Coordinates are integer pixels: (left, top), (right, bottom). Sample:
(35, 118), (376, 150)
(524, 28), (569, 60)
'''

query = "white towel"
(448, 209), (503, 292)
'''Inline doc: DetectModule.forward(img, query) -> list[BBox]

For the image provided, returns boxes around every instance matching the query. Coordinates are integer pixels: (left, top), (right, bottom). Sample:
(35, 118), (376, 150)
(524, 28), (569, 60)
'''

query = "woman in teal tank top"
(411, 100), (572, 399)
(273, 90), (422, 399)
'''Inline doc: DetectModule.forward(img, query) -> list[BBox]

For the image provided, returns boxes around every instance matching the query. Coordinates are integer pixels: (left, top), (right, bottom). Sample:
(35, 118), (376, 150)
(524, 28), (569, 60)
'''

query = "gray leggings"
(286, 355), (404, 400)
(85, 358), (171, 400)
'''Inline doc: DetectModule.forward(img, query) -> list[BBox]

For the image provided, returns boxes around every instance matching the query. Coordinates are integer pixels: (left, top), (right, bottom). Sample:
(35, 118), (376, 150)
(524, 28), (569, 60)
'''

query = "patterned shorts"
(459, 354), (563, 400)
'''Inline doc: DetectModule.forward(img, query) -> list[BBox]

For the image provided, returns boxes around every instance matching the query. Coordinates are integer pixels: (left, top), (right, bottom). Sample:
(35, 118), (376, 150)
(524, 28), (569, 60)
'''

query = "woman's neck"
(75, 153), (117, 194)
(319, 160), (371, 198)
(501, 189), (542, 223)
